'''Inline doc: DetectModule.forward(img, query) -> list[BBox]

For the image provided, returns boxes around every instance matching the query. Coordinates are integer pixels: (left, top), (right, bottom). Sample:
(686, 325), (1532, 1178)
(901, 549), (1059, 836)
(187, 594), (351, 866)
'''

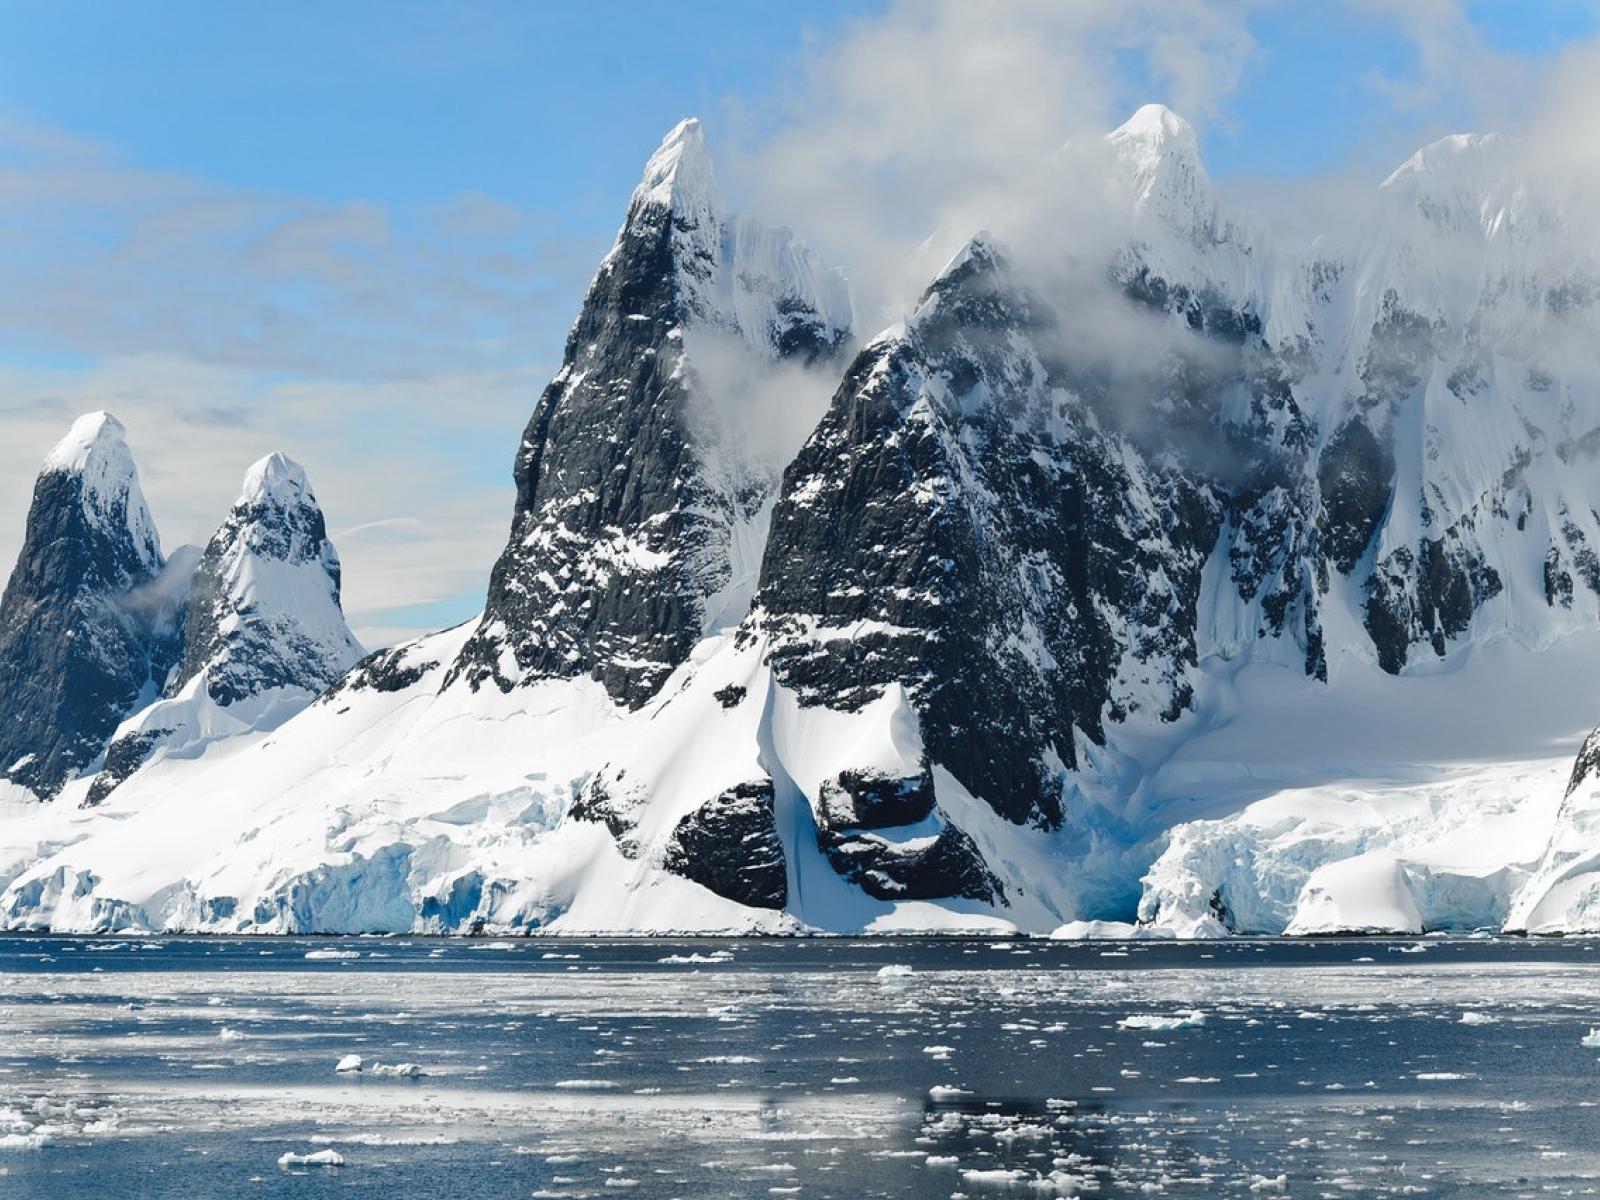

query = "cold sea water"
(2, 934), (1600, 1198)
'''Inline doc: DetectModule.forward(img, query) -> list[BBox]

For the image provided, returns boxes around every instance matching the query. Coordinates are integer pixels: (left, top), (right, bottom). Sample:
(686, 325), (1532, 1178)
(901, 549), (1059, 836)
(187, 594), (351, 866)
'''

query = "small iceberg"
(1117, 1010), (1205, 1031)
(278, 1149), (345, 1168)
(370, 1062), (423, 1078)
(334, 1054), (364, 1073)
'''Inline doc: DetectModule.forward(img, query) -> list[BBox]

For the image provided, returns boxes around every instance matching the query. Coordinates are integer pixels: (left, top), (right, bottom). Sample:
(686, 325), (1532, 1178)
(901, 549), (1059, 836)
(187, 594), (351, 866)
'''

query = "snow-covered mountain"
(0, 414), (185, 800)
(447, 117), (851, 708)
(84, 453), (363, 806)
(5, 109), (1600, 936)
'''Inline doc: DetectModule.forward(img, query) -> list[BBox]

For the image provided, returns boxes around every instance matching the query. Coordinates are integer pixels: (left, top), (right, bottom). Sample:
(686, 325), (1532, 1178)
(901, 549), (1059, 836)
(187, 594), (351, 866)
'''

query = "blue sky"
(0, 1), (1596, 644)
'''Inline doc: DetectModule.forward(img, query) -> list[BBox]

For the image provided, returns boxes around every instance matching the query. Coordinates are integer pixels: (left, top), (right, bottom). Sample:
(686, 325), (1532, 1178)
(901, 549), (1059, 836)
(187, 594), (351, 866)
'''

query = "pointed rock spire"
(0, 412), (174, 798)
(630, 117), (718, 218)
(169, 451), (361, 706)
(446, 119), (850, 707)
(85, 452), (362, 805)
(1106, 103), (1218, 240)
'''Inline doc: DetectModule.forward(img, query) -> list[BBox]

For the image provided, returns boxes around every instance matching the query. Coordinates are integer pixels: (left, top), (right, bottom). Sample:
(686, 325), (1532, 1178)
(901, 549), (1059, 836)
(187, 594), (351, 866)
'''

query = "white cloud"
(721, 0), (1264, 331)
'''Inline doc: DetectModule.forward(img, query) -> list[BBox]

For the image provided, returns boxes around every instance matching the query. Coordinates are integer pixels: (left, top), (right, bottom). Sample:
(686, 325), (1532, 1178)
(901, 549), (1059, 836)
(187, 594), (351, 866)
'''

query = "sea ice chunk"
(278, 1149), (345, 1167)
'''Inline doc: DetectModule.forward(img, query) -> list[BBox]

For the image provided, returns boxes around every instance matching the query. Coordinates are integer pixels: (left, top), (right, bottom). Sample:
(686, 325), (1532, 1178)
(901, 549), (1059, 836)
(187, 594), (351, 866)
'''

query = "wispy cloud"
(0, 113), (590, 380)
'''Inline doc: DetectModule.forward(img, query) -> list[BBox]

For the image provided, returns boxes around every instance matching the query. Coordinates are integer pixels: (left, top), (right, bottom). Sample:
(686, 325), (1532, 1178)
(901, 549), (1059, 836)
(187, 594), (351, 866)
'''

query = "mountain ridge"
(4, 109), (1600, 937)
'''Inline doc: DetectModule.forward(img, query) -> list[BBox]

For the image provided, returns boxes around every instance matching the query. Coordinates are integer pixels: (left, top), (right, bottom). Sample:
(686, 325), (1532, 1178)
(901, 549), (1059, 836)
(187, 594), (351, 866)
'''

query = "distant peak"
(239, 451), (312, 507)
(937, 231), (1002, 279)
(1103, 103), (1216, 236)
(35, 410), (160, 560)
(43, 411), (129, 476)
(633, 116), (717, 214)
(1110, 103), (1197, 150)
(1381, 132), (1511, 191)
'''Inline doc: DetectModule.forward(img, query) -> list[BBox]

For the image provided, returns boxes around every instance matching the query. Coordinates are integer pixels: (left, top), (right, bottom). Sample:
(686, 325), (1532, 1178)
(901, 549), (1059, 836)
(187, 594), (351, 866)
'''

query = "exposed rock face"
(0, 414), (181, 798)
(661, 780), (787, 910)
(86, 453), (362, 805)
(1317, 418), (1393, 574)
(755, 238), (1222, 829)
(814, 767), (1002, 903)
(447, 119), (851, 708)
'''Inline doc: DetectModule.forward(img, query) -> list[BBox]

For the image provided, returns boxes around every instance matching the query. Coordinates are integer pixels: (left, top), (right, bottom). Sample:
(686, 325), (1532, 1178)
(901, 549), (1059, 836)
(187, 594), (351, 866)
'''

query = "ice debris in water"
(1582, 1028), (1600, 1048)
(334, 1054), (364, 1073)
(1117, 1010), (1206, 1030)
(278, 1148), (345, 1168)
(1459, 1011), (1498, 1025)
(0, 1095), (121, 1150)
(305, 949), (361, 961)
(876, 964), (914, 979)
(370, 1062), (422, 1078)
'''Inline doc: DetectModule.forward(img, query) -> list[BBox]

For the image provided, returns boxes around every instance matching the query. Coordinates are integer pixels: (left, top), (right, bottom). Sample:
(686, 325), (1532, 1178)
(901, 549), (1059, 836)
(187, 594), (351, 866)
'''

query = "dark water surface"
(3, 934), (1600, 1197)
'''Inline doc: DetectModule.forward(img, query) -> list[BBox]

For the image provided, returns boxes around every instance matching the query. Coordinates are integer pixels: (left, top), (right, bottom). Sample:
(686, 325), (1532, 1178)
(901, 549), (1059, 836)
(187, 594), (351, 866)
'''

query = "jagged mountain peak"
(632, 116), (717, 217)
(1101, 103), (1224, 253)
(1378, 131), (1534, 241)
(153, 451), (360, 710)
(1380, 131), (1512, 190)
(1108, 105), (1207, 189)
(175, 452), (357, 692)
(446, 111), (851, 707)
(40, 410), (161, 560)
(0, 413), (174, 797)
(239, 451), (312, 508)
(609, 116), (850, 353)
(1110, 103), (1199, 152)
(82, 451), (362, 806)
(43, 409), (129, 474)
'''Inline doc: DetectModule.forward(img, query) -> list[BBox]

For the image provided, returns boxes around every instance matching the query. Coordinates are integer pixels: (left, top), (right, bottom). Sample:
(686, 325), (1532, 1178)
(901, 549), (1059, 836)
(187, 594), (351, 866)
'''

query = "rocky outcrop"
(661, 780), (787, 910)
(755, 237), (1221, 829)
(0, 413), (183, 798)
(814, 768), (1002, 904)
(447, 119), (850, 708)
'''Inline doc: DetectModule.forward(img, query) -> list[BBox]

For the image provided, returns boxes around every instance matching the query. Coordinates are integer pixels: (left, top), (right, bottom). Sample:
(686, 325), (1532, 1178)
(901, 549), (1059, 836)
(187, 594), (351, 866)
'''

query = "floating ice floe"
(1117, 1010), (1206, 1031)
(278, 1149), (344, 1168)
(369, 1062), (423, 1078)
(334, 1054), (363, 1073)
(304, 949), (361, 961)
(1582, 1028), (1600, 1048)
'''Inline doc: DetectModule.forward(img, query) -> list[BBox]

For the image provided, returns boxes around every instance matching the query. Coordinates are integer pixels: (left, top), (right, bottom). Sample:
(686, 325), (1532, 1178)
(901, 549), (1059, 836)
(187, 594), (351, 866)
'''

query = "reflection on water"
(1, 935), (1599, 1197)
